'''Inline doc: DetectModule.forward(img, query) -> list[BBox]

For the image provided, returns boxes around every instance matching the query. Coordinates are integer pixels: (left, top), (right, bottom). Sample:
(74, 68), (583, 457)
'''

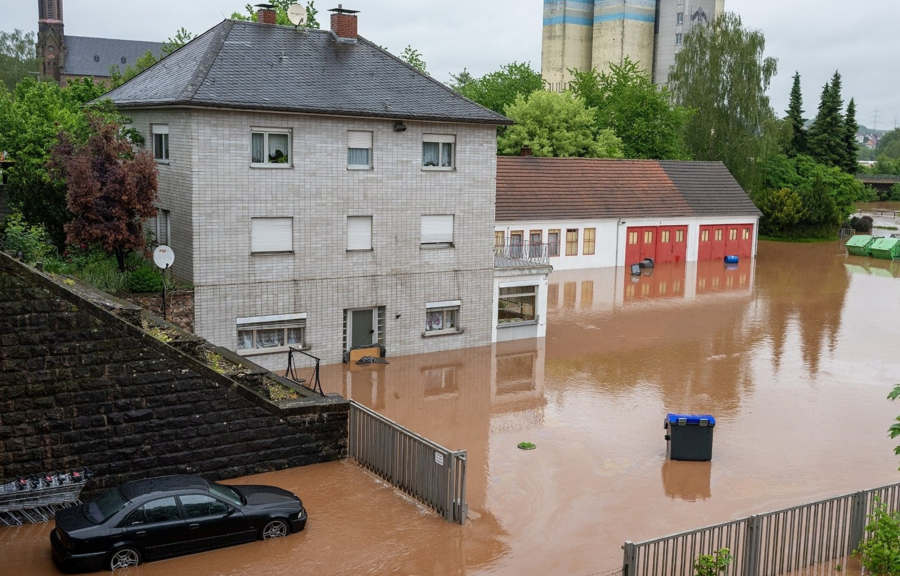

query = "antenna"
(287, 4), (307, 27)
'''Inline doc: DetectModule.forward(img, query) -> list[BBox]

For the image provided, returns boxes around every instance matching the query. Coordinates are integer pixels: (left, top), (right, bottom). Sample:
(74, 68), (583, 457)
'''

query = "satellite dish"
(153, 245), (175, 269)
(287, 4), (307, 26)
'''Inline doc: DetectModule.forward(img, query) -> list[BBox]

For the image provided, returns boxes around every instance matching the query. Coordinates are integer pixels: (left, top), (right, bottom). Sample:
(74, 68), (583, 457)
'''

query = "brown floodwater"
(6, 241), (900, 575)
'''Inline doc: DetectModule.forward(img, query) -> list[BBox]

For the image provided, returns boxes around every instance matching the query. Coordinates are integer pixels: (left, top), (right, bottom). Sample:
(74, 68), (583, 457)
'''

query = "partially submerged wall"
(0, 252), (348, 497)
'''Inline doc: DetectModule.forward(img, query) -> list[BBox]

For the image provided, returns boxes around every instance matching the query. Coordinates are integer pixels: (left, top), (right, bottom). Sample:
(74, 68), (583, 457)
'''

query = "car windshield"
(85, 487), (128, 524)
(208, 482), (243, 507)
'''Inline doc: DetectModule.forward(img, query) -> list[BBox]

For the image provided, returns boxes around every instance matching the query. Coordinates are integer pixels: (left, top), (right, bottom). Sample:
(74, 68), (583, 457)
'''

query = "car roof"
(119, 474), (211, 502)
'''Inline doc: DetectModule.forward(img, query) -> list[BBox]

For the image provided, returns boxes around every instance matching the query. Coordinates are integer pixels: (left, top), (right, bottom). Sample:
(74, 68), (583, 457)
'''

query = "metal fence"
(494, 240), (552, 267)
(348, 400), (467, 524)
(623, 481), (900, 576)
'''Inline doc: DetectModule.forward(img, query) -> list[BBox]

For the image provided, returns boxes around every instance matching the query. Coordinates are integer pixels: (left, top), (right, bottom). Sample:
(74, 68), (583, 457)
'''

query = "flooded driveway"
(6, 241), (900, 575)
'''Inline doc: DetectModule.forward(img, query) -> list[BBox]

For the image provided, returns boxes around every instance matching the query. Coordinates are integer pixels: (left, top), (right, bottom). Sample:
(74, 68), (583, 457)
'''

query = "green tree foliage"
(498, 91), (623, 158)
(876, 128), (900, 160)
(785, 72), (807, 157)
(0, 30), (40, 91)
(842, 98), (859, 174)
(693, 548), (733, 576)
(807, 72), (846, 170)
(0, 78), (109, 245)
(231, 1), (320, 28)
(452, 62), (543, 116)
(669, 13), (778, 190)
(569, 57), (692, 160)
(753, 187), (805, 236)
(400, 46), (427, 74)
(51, 116), (158, 272)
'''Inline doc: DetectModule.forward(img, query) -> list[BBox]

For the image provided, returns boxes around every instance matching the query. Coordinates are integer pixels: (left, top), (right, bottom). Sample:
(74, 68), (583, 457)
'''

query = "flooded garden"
(5, 240), (900, 575)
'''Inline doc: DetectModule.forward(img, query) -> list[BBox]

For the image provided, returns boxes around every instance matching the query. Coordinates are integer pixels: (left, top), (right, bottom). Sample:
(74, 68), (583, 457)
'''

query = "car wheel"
(261, 519), (289, 539)
(106, 546), (141, 570)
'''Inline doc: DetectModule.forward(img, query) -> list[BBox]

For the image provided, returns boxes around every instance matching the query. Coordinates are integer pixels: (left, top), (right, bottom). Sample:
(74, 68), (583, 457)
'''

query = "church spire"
(38, 0), (65, 82)
(38, 0), (63, 22)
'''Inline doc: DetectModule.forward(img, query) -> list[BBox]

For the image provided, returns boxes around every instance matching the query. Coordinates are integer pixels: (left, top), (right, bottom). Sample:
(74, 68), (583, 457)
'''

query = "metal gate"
(348, 400), (467, 524)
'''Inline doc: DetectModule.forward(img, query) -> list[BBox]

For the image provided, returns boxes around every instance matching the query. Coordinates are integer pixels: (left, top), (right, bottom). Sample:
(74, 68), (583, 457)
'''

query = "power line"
(870, 108), (882, 131)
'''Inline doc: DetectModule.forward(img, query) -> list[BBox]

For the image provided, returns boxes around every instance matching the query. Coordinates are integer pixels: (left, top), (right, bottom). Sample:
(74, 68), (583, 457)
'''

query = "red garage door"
(657, 226), (688, 264)
(739, 224), (754, 258)
(625, 227), (657, 266)
(698, 225), (727, 261)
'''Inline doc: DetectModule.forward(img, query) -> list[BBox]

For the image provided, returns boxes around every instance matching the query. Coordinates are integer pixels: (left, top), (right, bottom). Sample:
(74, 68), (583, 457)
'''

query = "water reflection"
(662, 460), (712, 502)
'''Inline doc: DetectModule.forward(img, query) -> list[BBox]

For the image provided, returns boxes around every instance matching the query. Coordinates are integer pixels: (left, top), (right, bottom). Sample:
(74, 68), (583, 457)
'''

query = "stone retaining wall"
(0, 253), (348, 497)
(125, 290), (194, 333)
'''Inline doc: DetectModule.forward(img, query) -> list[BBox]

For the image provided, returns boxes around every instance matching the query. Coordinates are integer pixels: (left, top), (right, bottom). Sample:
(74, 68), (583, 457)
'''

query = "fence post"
(848, 491), (868, 553)
(743, 515), (760, 576)
(622, 541), (636, 576)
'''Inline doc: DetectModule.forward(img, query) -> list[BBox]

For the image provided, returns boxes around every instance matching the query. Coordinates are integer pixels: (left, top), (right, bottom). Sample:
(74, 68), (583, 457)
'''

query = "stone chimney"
(256, 3), (277, 24)
(520, 146), (533, 157)
(329, 5), (359, 42)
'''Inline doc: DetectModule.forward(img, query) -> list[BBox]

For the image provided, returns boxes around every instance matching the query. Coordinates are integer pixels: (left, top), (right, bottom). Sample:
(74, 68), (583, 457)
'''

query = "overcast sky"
(6, 0), (899, 131)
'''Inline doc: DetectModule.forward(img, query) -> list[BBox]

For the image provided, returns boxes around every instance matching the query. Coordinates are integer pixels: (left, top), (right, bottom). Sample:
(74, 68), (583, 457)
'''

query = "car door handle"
(189, 523), (200, 529)
(135, 531), (146, 537)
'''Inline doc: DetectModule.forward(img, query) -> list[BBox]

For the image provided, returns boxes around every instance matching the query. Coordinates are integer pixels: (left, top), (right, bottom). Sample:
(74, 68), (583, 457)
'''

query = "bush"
(854, 500), (900, 575)
(850, 215), (874, 233)
(694, 548), (732, 576)
(1, 213), (55, 263)
(126, 267), (163, 293)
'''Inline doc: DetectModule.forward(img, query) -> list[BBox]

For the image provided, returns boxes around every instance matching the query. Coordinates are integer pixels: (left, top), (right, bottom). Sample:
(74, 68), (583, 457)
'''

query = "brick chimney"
(520, 146), (533, 157)
(256, 3), (277, 24)
(329, 5), (359, 42)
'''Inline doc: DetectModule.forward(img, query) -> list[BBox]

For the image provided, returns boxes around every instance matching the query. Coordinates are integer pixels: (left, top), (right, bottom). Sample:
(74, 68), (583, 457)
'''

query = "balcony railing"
(494, 240), (552, 268)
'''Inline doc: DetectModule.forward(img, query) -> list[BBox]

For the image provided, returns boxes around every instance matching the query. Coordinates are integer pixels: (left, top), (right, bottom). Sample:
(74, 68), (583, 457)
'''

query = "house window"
(498, 285), (537, 325)
(347, 216), (372, 251)
(237, 313), (306, 353)
(530, 230), (543, 258)
(548, 230), (560, 257)
(510, 230), (523, 258)
(151, 124), (169, 162)
(425, 300), (460, 334)
(583, 228), (595, 255)
(675, 33), (683, 45)
(348, 131), (372, 168)
(494, 231), (505, 253)
(676, 229), (685, 242)
(566, 229), (578, 256)
(676, 12), (683, 24)
(156, 209), (170, 246)
(421, 215), (454, 247)
(251, 217), (292, 253)
(251, 129), (291, 166)
(422, 134), (455, 169)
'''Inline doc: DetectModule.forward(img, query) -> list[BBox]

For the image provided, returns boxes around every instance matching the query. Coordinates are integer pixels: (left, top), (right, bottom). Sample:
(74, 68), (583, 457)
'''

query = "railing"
(348, 400), (467, 524)
(494, 240), (552, 268)
(623, 481), (900, 576)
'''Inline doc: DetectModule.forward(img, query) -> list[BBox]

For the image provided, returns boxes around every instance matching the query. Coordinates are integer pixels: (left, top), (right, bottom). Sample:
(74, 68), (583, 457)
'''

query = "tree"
(452, 62), (543, 116)
(498, 91), (623, 158)
(569, 57), (693, 160)
(754, 187), (805, 237)
(876, 128), (900, 160)
(785, 72), (807, 157)
(841, 98), (859, 174)
(448, 68), (474, 91)
(231, 1), (320, 28)
(668, 13), (778, 190)
(52, 116), (158, 272)
(807, 72), (845, 170)
(400, 46), (427, 74)
(0, 29), (40, 91)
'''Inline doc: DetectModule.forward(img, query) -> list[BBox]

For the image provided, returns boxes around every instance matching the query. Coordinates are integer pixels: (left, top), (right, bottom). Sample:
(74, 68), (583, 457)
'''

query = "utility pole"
(871, 108), (882, 132)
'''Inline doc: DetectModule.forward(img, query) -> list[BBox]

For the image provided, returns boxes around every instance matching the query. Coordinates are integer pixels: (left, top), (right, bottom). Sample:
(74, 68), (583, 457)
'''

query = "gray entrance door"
(350, 308), (376, 349)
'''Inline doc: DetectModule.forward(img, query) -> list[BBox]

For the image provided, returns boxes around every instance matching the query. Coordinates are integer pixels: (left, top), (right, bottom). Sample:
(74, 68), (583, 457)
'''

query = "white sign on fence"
(434, 452), (444, 466)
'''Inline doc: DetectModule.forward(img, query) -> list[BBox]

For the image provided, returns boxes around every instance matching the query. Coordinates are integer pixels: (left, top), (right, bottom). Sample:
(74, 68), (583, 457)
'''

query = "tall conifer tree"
(841, 98), (859, 174)
(807, 71), (845, 169)
(785, 72), (807, 157)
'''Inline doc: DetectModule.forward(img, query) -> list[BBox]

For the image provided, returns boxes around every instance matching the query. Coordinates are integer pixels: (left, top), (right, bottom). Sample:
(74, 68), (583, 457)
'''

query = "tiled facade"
(129, 108), (498, 369)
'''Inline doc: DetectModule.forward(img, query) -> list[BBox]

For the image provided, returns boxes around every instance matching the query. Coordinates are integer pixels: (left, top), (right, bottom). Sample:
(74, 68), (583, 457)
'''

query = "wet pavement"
(6, 241), (900, 575)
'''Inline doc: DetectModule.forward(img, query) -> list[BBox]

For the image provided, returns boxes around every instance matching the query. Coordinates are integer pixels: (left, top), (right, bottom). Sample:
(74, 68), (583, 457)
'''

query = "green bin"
(869, 237), (900, 260)
(845, 235), (874, 256)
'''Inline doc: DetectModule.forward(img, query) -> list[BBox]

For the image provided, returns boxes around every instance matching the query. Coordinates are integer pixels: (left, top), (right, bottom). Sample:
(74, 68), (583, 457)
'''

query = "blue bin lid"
(667, 413), (716, 426)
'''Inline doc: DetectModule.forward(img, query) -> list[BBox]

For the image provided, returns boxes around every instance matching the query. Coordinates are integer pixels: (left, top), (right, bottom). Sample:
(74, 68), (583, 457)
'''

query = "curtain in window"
(256, 328), (284, 348)
(444, 309), (456, 329)
(237, 330), (254, 350)
(286, 327), (304, 345)
(348, 148), (370, 166)
(426, 311), (443, 331)
(422, 142), (439, 166)
(251, 133), (265, 163)
(441, 143), (453, 167)
(268, 134), (289, 163)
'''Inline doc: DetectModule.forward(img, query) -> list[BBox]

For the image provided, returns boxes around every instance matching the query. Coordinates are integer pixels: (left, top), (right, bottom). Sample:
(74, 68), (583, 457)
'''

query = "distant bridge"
(856, 174), (900, 194)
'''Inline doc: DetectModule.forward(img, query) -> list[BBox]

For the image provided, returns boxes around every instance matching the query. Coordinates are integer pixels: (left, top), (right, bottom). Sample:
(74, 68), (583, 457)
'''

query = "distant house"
(36, 0), (162, 85)
(495, 157), (761, 270)
(101, 6), (550, 369)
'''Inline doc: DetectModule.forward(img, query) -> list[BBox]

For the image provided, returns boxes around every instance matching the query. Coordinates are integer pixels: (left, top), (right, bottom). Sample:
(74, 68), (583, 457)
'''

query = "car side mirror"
(226, 507), (236, 516)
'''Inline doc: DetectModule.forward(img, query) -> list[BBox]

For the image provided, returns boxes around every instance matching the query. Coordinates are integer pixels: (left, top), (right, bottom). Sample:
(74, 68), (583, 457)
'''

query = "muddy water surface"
(6, 241), (900, 575)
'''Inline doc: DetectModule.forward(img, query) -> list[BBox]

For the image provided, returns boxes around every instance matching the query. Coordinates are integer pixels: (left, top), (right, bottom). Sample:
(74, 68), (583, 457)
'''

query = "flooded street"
(6, 241), (900, 575)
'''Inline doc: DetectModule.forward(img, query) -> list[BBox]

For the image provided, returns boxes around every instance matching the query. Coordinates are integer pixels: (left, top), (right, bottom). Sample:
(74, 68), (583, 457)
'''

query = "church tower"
(37, 0), (66, 82)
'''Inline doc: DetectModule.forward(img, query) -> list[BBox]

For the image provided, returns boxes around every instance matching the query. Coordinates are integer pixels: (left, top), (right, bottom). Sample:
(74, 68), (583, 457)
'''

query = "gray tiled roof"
(64, 36), (163, 78)
(658, 161), (761, 217)
(101, 20), (511, 125)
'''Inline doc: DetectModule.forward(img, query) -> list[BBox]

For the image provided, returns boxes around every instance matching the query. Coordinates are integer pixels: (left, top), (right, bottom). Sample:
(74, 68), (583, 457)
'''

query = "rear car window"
(143, 497), (180, 523)
(86, 488), (128, 524)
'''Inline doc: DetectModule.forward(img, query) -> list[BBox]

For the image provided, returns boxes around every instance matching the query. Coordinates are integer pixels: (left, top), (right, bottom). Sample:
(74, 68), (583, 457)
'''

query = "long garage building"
(495, 157), (761, 270)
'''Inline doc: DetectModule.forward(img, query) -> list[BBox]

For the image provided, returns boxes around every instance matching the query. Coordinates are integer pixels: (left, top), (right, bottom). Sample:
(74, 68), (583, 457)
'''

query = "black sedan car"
(51, 475), (306, 572)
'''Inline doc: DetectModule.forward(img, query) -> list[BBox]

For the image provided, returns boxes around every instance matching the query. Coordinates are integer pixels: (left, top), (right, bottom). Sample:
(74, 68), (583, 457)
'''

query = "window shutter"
(421, 215), (454, 244)
(348, 131), (372, 149)
(152, 124), (169, 135)
(347, 216), (372, 250)
(251, 217), (292, 252)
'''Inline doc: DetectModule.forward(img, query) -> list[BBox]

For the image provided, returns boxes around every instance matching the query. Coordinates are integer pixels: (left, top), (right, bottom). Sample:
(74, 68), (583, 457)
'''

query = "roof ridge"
(178, 20), (234, 103)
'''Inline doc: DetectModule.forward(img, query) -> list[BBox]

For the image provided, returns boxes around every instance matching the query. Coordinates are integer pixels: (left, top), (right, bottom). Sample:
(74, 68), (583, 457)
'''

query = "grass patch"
(266, 382), (300, 402)
(875, 225), (899, 230)
(204, 351), (228, 375)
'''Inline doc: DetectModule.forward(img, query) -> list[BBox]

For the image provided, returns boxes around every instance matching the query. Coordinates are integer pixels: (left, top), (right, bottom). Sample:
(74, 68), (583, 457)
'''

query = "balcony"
(494, 240), (553, 269)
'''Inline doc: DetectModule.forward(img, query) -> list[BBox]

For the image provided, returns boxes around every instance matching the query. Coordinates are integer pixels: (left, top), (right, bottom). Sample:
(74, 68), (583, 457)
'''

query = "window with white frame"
(425, 300), (460, 334)
(152, 124), (169, 162)
(251, 129), (291, 165)
(156, 209), (170, 246)
(498, 285), (537, 325)
(348, 131), (372, 168)
(421, 215), (454, 247)
(237, 313), (306, 353)
(422, 134), (455, 169)
(251, 217), (292, 253)
(347, 216), (372, 251)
